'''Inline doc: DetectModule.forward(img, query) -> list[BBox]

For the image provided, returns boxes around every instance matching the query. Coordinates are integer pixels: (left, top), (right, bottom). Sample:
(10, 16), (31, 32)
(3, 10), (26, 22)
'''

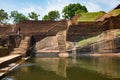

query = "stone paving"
(0, 54), (21, 64)
(0, 54), (22, 77)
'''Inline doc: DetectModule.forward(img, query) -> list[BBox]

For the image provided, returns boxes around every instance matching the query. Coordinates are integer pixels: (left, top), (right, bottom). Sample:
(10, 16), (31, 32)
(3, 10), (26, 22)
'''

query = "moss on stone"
(78, 36), (98, 47)
(116, 31), (120, 36)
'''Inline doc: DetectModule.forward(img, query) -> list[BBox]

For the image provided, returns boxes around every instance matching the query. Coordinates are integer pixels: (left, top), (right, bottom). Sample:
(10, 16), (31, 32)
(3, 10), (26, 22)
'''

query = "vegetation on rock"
(109, 9), (120, 16)
(77, 12), (105, 22)
(78, 36), (98, 47)
(116, 32), (120, 36)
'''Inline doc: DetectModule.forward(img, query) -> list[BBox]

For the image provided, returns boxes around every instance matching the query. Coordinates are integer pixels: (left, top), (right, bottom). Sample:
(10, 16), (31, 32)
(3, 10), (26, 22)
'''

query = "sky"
(0, 0), (120, 20)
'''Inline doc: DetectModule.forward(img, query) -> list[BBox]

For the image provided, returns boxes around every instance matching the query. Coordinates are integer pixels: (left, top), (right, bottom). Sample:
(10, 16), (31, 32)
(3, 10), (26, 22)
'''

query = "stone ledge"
(0, 54), (22, 68)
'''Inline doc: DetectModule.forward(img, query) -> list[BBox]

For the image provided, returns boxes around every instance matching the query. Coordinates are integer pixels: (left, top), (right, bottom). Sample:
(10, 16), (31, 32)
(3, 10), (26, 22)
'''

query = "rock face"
(35, 36), (59, 52)
(56, 31), (67, 52)
(66, 22), (107, 42)
(35, 30), (73, 53)
(76, 29), (120, 54)
(93, 29), (118, 53)
(67, 14), (120, 42)
(0, 48), (10, 57)
(0, 6), (119, 54)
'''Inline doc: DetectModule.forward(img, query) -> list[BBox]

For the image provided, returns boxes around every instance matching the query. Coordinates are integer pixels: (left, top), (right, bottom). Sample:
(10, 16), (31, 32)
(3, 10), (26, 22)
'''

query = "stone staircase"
(57, 31), (67, 53)
(0, 36), (31, 77)
(10, 36), (31, 56)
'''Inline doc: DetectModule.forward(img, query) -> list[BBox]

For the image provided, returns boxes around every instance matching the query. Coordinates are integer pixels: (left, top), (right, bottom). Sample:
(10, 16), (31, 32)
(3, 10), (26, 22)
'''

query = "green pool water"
(2, 56), (120, 80)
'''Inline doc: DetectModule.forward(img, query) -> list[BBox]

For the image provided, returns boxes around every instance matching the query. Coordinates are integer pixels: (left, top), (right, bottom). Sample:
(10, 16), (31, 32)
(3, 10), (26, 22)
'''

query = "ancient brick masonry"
(18, 20), (68, 36)
(66, 14), (120, 42)
(0, 25), (13, 36)
(18, 20), (68, 42)
(66, 22), (107, 42)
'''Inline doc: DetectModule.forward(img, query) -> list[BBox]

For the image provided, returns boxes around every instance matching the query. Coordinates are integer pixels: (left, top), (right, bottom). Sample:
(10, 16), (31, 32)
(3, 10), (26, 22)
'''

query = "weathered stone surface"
(35, 36), (59, 53)
(0, 48), (10, 57)
(0, 9), (119, 54)
(18, 20), (67, 36)
(66, 22), (107, 42)
(10, 36), (31, 56)
(0, 54), (22, 68)
(93, 29), (120, 53)
(57, 31), (67, 52)
(75, 29), (120, 53)
(59, 52), (69, 57)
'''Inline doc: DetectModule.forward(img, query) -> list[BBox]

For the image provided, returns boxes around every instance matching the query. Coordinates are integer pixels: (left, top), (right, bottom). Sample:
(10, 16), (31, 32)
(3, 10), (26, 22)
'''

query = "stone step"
(19, 44), (28, 46)
(20, 41), (29, 43)
(19, 46), (28, 49)
(19, 43), (29, 46)
(11, 51), (22, 54)
(14, 47), (26, 50)
(21, 40), (29, 42)
(22, 36), (30, 39)
(0, 54), (22, 68)
(11, 51), (26, 54)
(20, 41), (29, 45)
(19, 43), (28, 46)
(10, 36), (30, 55)
(13, 49), (25, 52)
(13, 48), (21, 51)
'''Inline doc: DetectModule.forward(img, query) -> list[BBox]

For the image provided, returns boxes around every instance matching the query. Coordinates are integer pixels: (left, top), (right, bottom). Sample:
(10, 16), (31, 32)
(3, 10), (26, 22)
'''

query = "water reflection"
(2, 77), (14, 80)
(3, 56), (120, 80)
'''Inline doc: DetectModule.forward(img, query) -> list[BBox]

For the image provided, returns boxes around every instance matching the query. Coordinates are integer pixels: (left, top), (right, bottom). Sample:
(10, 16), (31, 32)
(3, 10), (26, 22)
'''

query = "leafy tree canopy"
(42, 15), (49, 21)
(62, 3), (88, 19)
(10, 11), (28, 24)
(28, 12), (40, 20)
(42, 10), (60, 21)
(0, 9), (8, 24)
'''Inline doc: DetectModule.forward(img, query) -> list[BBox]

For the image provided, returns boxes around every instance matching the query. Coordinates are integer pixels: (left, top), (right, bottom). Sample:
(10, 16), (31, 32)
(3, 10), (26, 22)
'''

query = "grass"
(0, 46), (3, 48)
(78, 36), (98, 47)
(77, 12), (105, 22)
(116, 31), (120, 37)
(0, 45), (8, 49)
(109, 9), (120, 16)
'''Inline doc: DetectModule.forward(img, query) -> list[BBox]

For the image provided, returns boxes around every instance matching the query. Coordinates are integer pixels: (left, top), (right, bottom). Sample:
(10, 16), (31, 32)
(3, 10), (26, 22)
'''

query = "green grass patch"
(0, 45), (8, 49)
(78, 36), (98, 47)
(0, 46), (3, 48)
(109, 9), (120, 16)
(77, 12), (105, 22)
(116, 31), (120, 36)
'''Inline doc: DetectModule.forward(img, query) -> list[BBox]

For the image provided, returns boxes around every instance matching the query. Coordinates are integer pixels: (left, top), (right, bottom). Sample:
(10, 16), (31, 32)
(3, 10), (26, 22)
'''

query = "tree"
(0, 9), (8, 24)
(42, 10), (60, 21)
(28, 12), (40, 20)
(10, 11), (28, 24)
(42, 15), (49, 21)
(62, 3), (88, 19)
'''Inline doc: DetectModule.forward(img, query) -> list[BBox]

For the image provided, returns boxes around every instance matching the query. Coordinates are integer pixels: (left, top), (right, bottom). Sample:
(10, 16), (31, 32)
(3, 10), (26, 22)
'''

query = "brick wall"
(0, 25), (13, 36)
(66, 14), (120, 42)
(18, 20), (67, 36)
(66, 22), (107, 42)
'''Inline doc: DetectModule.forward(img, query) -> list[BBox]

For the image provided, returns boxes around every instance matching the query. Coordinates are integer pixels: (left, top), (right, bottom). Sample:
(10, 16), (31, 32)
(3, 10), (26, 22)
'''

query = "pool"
(2, 56), (120, 80)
